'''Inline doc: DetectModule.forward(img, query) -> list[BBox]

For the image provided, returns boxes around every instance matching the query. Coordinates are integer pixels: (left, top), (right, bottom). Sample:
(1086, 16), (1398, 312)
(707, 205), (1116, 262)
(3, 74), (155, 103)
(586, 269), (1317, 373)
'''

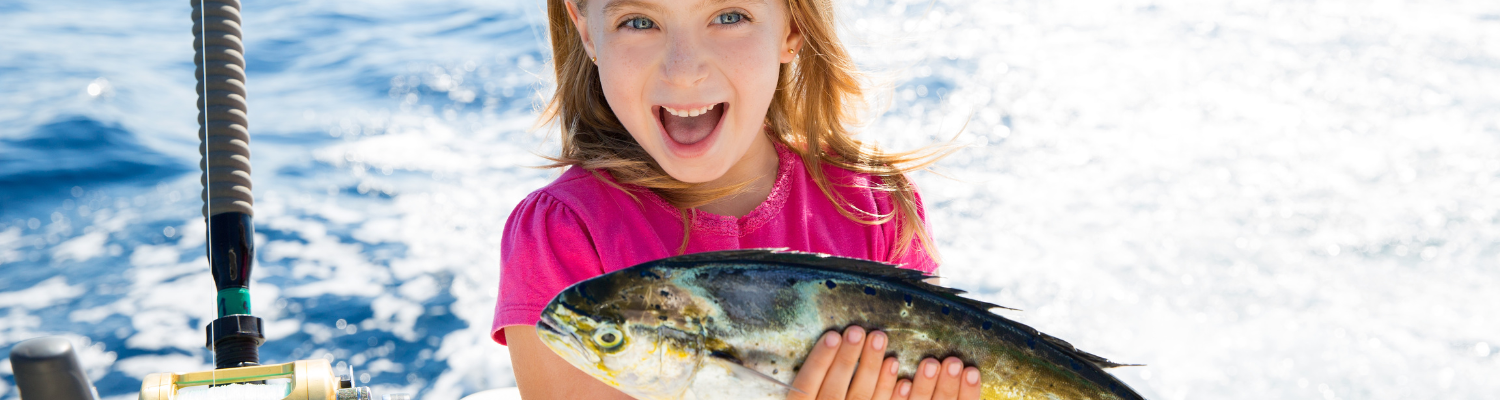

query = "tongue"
(662, 104), (724, 145)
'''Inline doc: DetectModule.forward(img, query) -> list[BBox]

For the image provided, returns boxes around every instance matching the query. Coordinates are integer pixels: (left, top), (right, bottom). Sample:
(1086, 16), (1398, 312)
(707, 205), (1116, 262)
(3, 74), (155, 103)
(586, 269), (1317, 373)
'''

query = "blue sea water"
(2, 0), (1498, 399)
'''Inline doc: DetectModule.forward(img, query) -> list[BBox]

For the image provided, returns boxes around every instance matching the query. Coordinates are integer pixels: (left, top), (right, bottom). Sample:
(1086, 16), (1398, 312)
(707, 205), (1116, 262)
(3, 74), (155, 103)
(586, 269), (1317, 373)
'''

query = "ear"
(780, 13), (803, 64)
(565, 0), (597, 59)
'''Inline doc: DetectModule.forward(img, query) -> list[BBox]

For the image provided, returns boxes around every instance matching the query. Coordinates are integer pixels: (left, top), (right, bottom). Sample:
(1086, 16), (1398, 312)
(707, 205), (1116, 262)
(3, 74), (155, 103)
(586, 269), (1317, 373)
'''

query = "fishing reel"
(139, 359), (378, 400)
(7, 336), (399, 400)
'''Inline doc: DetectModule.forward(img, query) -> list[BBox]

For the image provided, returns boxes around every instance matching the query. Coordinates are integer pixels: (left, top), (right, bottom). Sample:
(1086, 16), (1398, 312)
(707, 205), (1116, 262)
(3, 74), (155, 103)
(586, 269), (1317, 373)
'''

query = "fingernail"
(871, 332), (886, 350)
(899, 381), (911, 396)
(947, 361), (961, 376)
(966, 369), (980, 385)
(847, 327), (864, 344)
(923, 361), (937, 378)
(888, 360), (899, 374)
(824, 332), (841, 347)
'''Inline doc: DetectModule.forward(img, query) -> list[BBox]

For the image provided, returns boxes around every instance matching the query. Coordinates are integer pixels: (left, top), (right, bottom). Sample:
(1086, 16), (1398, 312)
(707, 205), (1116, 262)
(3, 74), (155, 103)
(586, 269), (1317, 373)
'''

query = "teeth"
(663, 104), (718, 118)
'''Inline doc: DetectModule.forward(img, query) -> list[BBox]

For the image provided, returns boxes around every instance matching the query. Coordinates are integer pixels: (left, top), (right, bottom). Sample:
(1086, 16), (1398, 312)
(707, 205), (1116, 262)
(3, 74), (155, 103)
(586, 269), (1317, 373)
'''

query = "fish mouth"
(536, 312), (600, 364)
(537, 316), (564, 335)
(536, 313), (577, 344)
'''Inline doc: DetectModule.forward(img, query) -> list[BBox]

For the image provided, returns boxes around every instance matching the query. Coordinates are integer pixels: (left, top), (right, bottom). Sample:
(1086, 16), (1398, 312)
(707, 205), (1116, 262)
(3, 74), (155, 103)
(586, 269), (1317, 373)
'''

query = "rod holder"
(206, 314), (265, 369)
(9, 336), (98, 400)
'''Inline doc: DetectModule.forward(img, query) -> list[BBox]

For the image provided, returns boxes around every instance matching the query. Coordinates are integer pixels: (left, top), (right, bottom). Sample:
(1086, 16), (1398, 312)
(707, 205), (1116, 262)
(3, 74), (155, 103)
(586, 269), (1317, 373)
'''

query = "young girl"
(493, 0), (982, 398)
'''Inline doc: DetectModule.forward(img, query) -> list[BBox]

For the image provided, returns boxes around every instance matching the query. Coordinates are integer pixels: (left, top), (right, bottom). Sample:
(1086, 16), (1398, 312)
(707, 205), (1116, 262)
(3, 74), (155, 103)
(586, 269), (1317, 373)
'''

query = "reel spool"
(139, 359), (371, 400)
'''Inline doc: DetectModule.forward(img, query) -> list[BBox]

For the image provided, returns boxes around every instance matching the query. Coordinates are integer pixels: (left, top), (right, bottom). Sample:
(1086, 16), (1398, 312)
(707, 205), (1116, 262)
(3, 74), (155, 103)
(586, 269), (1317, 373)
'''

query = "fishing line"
(197, 0), (220, 387)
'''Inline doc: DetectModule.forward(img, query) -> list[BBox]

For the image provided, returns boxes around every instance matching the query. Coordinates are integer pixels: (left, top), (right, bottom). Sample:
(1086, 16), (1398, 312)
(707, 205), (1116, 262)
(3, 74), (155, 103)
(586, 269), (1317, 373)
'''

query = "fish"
(536, 249), (1145, 400)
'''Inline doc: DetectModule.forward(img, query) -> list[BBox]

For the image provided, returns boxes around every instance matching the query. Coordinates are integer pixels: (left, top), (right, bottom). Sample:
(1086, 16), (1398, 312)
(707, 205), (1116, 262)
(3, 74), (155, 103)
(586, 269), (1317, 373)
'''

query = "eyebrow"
(601, 0), (665, 17)
(701, 0), (768, 10)
(601, 0), (767, 17)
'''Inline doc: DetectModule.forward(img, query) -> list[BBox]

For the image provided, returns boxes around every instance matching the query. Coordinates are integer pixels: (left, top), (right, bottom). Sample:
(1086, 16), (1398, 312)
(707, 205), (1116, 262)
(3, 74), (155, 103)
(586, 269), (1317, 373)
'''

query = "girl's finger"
(788, 331), (842, 400)
(930, 357), (964, 400)
(957, 367), (982, 400)
(907, 358), (941, 400)
(891, 379), (913, 400)
(816, 326), (869, 400)
(869, 357), (901, 400)
(845, 331), (889, 400)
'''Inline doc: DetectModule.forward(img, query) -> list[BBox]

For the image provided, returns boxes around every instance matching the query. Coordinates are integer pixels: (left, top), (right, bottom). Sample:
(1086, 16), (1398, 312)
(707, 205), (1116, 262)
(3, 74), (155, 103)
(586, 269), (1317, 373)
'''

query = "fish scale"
(538, 249), (1145, 400)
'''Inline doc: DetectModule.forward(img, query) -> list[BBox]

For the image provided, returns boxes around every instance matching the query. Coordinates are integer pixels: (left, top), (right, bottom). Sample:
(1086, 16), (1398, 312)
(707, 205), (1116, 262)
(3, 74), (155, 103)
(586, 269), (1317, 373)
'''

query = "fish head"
(537, 268), (709, 399)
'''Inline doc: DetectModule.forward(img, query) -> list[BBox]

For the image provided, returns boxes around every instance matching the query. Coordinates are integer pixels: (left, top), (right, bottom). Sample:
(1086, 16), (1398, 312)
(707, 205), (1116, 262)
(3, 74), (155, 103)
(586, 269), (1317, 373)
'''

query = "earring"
(787, 48), (796, 54)
(591, 56), (597, 63)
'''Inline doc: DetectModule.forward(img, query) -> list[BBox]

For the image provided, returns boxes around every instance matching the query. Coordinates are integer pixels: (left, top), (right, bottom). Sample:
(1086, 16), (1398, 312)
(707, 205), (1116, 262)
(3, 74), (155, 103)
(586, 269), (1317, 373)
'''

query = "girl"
(493, 0), (982, 398)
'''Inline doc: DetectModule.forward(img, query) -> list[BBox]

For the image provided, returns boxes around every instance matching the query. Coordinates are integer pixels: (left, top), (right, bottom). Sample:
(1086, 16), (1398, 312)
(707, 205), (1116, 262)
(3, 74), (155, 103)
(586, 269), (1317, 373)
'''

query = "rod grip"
(208, 212), (254, 294)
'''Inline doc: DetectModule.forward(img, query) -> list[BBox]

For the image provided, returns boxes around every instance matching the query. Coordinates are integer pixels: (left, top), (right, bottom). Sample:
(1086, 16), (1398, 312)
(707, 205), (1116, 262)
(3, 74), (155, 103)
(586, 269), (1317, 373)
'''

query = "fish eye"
(593, 327), (623, 347)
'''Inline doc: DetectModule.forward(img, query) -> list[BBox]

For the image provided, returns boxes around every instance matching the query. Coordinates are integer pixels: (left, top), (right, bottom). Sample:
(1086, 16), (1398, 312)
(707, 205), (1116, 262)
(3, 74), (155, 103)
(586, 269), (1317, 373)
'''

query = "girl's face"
(567, 0), (801, 184)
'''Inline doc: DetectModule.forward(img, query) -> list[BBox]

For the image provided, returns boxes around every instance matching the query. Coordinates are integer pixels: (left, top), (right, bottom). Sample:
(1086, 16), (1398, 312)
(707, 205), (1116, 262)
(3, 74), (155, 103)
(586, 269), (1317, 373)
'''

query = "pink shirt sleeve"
(885, 188), (939, 274)
(491, 192), (604, 345)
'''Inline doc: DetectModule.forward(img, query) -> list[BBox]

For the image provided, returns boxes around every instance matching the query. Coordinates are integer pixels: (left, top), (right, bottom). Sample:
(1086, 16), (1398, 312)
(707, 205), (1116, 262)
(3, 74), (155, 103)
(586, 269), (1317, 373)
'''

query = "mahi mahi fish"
(536, 249), (1144, 400)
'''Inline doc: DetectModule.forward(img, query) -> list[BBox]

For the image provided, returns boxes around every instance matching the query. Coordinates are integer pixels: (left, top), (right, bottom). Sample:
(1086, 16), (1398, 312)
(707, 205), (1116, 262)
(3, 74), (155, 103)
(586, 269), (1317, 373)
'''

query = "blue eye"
(714, 12), (745, 25)
(623, 17), (655, 30)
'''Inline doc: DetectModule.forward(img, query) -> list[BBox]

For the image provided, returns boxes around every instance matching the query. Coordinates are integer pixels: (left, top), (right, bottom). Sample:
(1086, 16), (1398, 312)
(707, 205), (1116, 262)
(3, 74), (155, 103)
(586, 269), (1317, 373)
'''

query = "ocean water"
(0, 0), (1496, 399)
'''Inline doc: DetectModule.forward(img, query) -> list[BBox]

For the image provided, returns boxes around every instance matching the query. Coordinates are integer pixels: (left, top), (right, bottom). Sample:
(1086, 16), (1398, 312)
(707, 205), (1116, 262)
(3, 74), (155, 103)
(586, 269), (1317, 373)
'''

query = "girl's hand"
(891, 357), (982, 400)
(790, 326), (981, 400)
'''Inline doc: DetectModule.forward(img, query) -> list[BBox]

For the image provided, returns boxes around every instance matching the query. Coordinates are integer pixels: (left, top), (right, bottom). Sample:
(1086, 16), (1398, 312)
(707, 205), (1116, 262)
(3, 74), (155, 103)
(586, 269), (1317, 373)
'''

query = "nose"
(660, 32), (708, 87)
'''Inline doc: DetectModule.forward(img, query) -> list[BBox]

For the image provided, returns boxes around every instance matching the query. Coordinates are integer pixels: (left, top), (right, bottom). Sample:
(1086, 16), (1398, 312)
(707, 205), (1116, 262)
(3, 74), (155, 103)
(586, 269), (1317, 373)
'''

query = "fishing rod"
(136, 1), (402, 399)
(193, 0), (262, 371)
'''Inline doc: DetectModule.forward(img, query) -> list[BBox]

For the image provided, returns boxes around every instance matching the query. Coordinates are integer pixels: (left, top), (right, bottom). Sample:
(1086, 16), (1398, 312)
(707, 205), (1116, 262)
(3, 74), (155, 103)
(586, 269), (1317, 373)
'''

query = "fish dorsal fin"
(1077, 352), (1143, 369)
(655, 249), (1016, 313)
(1038, 333), (1143, 369)
(705, 352), (806, 395)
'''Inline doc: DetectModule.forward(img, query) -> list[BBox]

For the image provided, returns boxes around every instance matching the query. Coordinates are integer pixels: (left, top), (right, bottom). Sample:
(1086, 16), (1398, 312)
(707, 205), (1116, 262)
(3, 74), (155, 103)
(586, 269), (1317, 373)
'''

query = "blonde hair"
(541, 0), (953, 258)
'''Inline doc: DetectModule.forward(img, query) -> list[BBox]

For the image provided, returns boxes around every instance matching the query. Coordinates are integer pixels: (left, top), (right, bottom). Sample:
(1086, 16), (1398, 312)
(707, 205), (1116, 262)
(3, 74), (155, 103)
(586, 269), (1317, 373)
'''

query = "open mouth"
(657, 102), (728, 147)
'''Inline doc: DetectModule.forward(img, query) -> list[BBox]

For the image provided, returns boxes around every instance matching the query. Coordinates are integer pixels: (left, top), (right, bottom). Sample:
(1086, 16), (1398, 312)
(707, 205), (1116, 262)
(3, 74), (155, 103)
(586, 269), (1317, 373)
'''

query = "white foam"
(0, 309), (42, 345)
(128, 244), (179, 268)
(51, 230), (108, 262)
(315, 132), (483, 174)
(263, 318), (303, 342)
(112, 354), (211, 380)
(0, 276), (83, 310)
(459, 387), (522, 400)
(369, 295), (423, 342)
(351, 218), (403, 244)
(365, 358), (405, 375)
(0, 227), (24, 266)
(123, 310), (204, 351)
(427, 329), (513, 400)
(396, 275), (439, 303)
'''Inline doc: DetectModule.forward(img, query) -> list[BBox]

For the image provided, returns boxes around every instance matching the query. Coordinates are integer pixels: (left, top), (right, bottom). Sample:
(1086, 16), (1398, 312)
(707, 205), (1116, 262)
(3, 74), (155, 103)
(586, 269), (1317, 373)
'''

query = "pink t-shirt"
(490, 143), (937, 344)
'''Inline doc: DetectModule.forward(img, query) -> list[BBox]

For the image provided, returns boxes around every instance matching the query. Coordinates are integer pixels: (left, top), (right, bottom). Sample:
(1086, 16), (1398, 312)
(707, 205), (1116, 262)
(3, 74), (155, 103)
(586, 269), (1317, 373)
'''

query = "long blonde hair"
(540, 0), (953, 258)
